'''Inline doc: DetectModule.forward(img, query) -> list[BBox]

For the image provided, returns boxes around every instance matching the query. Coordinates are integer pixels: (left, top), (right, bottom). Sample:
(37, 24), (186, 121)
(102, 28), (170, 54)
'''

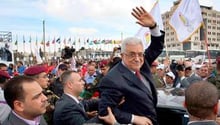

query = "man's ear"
(213, 102), (219, 115)
(14, 100), (24, 112)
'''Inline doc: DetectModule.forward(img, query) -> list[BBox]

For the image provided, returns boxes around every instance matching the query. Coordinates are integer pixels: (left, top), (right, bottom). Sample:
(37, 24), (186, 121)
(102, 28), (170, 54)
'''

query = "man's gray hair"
(121, 37), (144, 53)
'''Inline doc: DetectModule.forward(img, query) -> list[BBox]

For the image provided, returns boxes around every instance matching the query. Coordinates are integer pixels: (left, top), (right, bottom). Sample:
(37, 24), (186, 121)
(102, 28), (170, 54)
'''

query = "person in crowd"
(184, 81), (219, 125)
(164, 71), (175, 89)
(184, 61), (201, 84)
(108, 56), (122, 70)
(156, 64), (166, 87)
(87, 60), (96, 67)
(0, 63), (8, 73)
(50, 64), (68, 97)
(198, 65), (209, 80)
(98, 6), (164, 125)
(81, 64), (99, 99)
(2, 76), (48, 125)
(0, 70), (11, 124)
(24, 65), (50, 89)
(173, 64), (190, 88)
(24, 65), (59, 125)
(7, 63), (14, 77)
(151, 61), (165, 88)
(16, 61), (26, 75)
(84, 65), (98, 85)
(53, 71), (99, 125)
(208, 56), (220, 98)
(82, 59), (110, 99)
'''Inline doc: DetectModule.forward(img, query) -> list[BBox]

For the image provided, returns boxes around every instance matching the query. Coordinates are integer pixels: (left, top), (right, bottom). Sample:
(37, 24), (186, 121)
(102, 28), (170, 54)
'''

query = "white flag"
(135, 0), (163, 49)
(169, 0), (203, 42)
(34, 46), (43, 64)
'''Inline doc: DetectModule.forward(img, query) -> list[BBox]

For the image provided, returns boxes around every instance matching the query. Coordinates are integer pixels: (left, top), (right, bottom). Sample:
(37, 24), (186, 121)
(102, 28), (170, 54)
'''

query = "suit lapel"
(118, 63), (152, 95)
(63, 94), (88, 118)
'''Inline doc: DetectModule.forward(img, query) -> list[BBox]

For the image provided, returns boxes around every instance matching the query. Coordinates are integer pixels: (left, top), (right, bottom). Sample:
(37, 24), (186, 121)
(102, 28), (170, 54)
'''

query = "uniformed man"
(24, 65), (59, 125)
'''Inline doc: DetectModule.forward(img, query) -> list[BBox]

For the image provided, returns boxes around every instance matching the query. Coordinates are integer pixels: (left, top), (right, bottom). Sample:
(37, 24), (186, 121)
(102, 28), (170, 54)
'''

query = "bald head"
(185, 81), (219, 119)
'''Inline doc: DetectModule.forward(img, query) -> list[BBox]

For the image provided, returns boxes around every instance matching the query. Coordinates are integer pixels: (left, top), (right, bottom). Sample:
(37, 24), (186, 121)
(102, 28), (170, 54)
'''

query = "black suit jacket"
(53, 94), (98, 125)
(98, 33), (164, 125)
(2, 112), (47, 125)
(188, 121), (218, 125)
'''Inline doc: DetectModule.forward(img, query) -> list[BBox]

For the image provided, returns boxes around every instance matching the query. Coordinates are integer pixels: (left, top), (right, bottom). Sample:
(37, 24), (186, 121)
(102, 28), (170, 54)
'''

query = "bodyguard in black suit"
(98, 7), (164, 125)
(53, 71), (99, 125)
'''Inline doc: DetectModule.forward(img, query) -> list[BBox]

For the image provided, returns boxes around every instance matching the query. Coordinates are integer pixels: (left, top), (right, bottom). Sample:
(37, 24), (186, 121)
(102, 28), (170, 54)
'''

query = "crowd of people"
(1, 6), (220, 125)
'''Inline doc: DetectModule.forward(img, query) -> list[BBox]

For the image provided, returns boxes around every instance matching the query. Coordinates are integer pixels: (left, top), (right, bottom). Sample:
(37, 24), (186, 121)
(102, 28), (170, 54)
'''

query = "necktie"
(135, 71), (141, 80)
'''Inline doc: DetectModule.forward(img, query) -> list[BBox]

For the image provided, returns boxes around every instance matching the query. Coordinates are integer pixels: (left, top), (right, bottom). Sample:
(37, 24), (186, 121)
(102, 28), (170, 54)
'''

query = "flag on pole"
(15, 40), (18, 45)
(52, 38), (55, 44)
(135, 0), (163, 49)
(34, 46), (43, 64)
(29, 36), (31, 43)
(68, 38), (71, 44)
(35, 36), (38, 46)
(15, 35), (18, 45)
(46, 41), (50, 47)
(63, 38), (66, 45)
(169, 0), (203, 42)
(23, 35), (25, 43)
(56, 37), (61, 44)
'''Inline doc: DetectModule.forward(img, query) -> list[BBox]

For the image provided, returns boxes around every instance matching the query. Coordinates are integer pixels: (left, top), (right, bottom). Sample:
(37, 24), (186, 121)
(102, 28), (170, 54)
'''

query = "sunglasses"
(185, 67), (192, 71)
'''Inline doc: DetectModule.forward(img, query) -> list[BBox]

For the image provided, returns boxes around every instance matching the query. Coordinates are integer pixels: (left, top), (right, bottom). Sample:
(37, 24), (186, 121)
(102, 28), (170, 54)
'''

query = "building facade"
(162, 1), (220, 51)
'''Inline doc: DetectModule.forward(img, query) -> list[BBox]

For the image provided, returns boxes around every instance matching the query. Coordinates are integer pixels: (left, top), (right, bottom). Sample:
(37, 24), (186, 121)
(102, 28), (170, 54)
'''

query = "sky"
(0, 0), (219, 52)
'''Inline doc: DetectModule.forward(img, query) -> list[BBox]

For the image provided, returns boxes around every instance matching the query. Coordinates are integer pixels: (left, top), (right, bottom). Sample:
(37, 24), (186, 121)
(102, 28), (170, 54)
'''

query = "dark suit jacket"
(186, 73), (202, 84)
(188, 121), (218, 125)
(2, 112), (47, 125)
(53, 94), (98, 125)
(173, 77), (190, 88)
(98, 33), (164, 125)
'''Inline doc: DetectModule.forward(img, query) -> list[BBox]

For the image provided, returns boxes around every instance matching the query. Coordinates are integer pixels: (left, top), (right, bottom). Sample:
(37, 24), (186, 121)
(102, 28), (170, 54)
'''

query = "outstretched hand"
(131, 6), (156, 28)
(99, 107), (117, 125)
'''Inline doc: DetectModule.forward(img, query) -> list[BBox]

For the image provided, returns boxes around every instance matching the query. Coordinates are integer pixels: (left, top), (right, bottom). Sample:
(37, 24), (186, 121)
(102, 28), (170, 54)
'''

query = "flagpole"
(16, 35), (18, 51)
(121, 32), (123, 41)
(42, 20), (46, 62)
(54, 38), (56, 57)
(23, 35), (25, 54)
(30, 35), (32, 55)
(203, 25), (211, 65)
(164, 35), (169, 59)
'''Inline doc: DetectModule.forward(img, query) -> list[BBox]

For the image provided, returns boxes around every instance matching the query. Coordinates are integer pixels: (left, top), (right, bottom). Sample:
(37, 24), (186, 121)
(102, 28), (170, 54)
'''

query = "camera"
(61, 46), (75, 59)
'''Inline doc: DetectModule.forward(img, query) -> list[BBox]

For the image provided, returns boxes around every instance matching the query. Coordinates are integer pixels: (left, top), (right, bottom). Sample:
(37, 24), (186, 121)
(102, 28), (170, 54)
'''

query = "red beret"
(24, 65), (47, 76)
(99, 60), (109, 68)
(0, 70), (10, 79)
(216, 56), (220, 64)
(151, 61), (158, 66)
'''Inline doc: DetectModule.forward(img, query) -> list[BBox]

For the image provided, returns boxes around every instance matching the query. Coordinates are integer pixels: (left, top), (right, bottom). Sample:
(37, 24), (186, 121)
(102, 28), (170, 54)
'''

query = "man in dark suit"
(184, 81), (219, 125)
(98, 6), (164, 125)
(184, 61), (201, 84)
(53, 71), (99, 125)
(3, 76), (48, 125)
